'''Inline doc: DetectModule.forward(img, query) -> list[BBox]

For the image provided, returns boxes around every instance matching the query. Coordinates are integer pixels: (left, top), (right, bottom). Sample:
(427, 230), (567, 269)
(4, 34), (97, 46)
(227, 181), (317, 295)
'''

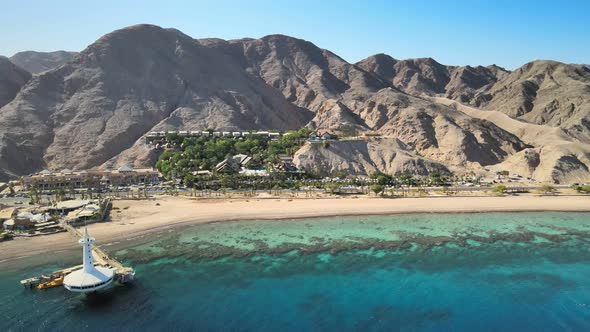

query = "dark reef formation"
(119, 225), (590, 267)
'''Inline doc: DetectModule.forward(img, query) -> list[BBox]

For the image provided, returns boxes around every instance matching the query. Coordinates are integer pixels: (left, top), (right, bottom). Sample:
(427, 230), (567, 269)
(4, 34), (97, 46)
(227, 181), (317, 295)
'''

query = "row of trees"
(492, 184), (556, 194)
(573, 184), (590, 194)
(175, 170), (459, 194)
(26, 185), (152, 206)
(369, 171), (456, 187)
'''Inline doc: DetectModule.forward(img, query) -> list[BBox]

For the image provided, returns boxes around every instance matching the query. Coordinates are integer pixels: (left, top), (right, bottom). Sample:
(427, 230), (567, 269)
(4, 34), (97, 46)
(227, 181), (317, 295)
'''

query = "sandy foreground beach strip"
(1, 195), (590, 262)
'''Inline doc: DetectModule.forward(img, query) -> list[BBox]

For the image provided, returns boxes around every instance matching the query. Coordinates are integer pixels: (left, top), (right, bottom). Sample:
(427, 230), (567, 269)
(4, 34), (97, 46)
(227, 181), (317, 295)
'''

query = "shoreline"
(1, 195), (590, 263)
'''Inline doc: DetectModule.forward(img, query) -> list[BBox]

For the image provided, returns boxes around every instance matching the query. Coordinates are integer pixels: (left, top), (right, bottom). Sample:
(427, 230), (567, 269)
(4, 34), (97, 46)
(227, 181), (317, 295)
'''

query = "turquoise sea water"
(2, 212), (590, 331)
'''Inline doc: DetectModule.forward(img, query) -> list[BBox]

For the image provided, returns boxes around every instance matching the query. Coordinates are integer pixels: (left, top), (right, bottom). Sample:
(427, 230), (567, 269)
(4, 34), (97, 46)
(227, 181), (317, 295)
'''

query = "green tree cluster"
(427, 172), (452, 186)
(370, 184), (385, 196)
(156, 128), (312, 181)
(493, 184), (507, 194)
(572, 184), (590, 194)
(369, 172), (394, 186)
(538, 185), (556, 194)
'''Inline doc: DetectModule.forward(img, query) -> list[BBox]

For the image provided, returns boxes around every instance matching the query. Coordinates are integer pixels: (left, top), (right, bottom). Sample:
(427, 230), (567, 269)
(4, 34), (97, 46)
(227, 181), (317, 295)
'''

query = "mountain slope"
(357, 54), (509, 102)
(294, 138), (449, 176)
(434, 96), (590, 184)
(205, 35), (529, 169)
(359, 55), (590, 142)
(0, 56), (31, 108)
(200, 34), (389, 129)
(9, 50), (77, 74)
(0, 25), (587, 183)
(475, 61), (590, 141)
(0, 25), (312, 179)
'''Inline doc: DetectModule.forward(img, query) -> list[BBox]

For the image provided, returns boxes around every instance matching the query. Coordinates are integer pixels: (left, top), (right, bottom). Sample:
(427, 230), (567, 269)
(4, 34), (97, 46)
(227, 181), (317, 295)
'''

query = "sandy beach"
(1, 194), (590, 262)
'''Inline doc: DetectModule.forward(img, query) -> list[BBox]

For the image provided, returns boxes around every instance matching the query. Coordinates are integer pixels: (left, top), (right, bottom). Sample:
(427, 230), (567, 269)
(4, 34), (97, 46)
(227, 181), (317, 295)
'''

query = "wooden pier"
(20, 265), (83, 288)
(20, 223), (135, 288)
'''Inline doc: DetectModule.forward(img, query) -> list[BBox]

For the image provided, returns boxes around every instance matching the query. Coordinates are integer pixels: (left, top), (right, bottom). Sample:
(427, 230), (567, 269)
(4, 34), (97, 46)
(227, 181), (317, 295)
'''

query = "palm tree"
(28, 186), (40, 205)
(84, 177), (95, 200)
(54, 189), (65, 202)
(111, 185), (119, 198)
(68, 184), (76, 200)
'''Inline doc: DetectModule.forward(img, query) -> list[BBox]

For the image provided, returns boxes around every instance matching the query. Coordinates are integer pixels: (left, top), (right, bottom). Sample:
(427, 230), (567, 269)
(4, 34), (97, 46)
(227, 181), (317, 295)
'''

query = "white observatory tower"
(63, 228), (115, 292)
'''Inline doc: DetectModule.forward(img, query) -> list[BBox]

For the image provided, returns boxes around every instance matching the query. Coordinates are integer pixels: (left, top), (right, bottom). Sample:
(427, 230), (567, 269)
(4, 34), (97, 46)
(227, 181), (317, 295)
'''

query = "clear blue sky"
(1, 0), (588, 69)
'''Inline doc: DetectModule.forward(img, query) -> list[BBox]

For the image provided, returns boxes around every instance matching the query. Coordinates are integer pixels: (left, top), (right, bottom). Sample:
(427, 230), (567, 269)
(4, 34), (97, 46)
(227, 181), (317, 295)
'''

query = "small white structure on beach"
(63, 228), (114, 293)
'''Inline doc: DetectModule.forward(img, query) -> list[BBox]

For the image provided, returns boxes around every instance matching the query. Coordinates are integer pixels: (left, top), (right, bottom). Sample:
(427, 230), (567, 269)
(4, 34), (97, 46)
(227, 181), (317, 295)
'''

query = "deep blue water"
(2, 213), (590, 331)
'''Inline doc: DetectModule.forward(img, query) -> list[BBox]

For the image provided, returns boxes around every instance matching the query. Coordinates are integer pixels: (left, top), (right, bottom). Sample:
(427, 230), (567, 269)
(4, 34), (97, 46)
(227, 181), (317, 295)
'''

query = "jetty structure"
(20, 224), (135, 290)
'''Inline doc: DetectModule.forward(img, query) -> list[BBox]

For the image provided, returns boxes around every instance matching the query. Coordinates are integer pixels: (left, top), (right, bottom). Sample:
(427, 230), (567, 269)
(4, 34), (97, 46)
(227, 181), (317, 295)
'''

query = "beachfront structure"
(3, 212), (42, 230)
(1, 207), (61, 233)
(0, 207), (16, 224)
(45, 199), (110, 225)
(47, 199), (100, 215)
(21, 166), (160, 191)
(63, 228), (115, 293)
(63, 202), (103, 224)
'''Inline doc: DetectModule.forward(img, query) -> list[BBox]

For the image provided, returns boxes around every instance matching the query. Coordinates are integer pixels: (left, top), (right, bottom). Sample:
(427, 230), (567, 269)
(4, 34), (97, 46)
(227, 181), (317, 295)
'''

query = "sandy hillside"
(433, 97), (590, 183)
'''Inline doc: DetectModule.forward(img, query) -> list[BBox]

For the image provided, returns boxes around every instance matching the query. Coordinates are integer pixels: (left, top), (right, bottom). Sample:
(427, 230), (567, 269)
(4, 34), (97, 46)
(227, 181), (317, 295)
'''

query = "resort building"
(275, 155), (299, 173)
(0, 207), (17, 228)
(2, 210), (53, 231)
(215, 154), (252, 174)
(308, 131), (338, 142)
(63, 202), (103, 224)
(48, 199), (94, 214)
(40, 198), (110, 226)
(21, 166), (161, 191)
(2, 218), (31, 231)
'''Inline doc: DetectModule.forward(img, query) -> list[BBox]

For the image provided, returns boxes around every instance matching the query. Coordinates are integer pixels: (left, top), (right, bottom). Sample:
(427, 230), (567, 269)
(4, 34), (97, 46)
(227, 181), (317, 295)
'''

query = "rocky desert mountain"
(9, 50), (77, 74)
(359, 55), (590, 142)
(204, 35), (528, 173)
(0, 56), (31, 108)
(0, 24), (589, 183)
(475, 61), (590, 141)
(357, 54), (510, 102)
(0, 25), (312, 179)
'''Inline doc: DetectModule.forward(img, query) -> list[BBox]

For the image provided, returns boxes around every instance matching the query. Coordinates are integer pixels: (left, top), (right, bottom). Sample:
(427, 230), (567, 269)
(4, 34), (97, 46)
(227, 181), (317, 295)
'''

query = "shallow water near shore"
(2, 212), (590, 331)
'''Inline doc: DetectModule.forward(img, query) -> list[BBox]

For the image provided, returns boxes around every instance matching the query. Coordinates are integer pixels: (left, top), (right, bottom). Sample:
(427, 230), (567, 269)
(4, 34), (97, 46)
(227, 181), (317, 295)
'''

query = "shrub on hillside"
(493, 185), (507, 194)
